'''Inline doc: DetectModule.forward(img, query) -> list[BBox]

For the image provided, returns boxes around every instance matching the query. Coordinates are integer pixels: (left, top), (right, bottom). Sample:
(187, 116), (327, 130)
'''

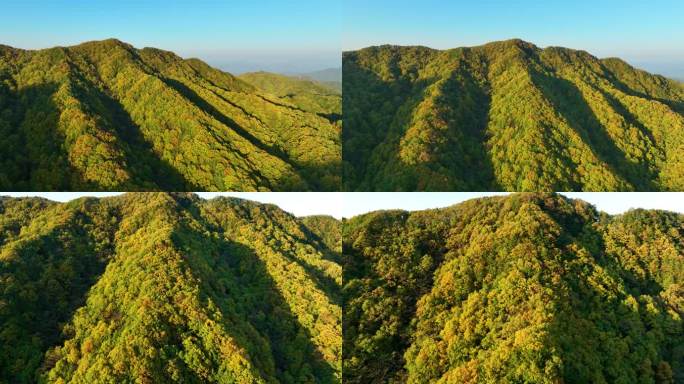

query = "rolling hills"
(0, 39), (341, 191)
(238, 72), (341, 118)
(297, 68), (342, 83)
(0, 193), (341, 383)
(343, 39), (684, 191)
(291, 68), (342, 93)
(343, 193), (684, 383)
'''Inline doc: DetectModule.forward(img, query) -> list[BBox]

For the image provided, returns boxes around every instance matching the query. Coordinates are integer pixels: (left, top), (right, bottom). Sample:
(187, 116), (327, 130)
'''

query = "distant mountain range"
(343, 39), (684, 191)
(629, 61), (684, 82)
(286, 68), (342, 92)
(0, 193), (341, 383)
(0, 39), (341, 191)
(240, 71), (342, 106)
(297, 68), (342, 83)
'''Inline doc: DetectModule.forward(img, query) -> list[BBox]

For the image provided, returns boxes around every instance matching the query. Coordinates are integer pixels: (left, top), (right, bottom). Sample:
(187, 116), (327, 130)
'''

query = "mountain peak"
(479, 38), (540, 56)
(0, 193), (342, 382)
(344, 193), (684, 383)
(0, 39), (341, 191)
(73, 38), (134, 50)
(493, 38), (537, 48)
(343, 39), (684, 191)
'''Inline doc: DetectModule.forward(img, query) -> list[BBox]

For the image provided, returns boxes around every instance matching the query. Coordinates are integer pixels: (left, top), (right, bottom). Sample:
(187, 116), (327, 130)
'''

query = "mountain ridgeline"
(0, 39), (341, 191)
(238, 72), (341, 119)
(343, 39), (684, 191)
(344, 193), (684, 383)
(0, 193), (341, 383)
(291, 68), (342, 93)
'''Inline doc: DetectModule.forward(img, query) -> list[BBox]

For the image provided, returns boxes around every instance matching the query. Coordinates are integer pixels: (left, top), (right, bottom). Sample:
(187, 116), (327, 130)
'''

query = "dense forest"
(0, 193), (341, 383)
(344, 193), (684, 383)
(0, 39), (341, 191)
(343, 39), (684, 191)
(238, 72), (341, 120)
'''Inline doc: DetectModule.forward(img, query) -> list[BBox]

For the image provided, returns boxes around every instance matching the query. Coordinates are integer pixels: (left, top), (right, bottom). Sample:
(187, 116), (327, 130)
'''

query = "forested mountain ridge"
(297, 68), (342, 83)
(0, 193), (341, 383)
(0, 39), (341, 191)
(343, 39), (684, 191)
(291, 68), (342, 93)
(300, 215), (343, 254)
(239, 72), (341, 117)
(344, 193), (684, 383)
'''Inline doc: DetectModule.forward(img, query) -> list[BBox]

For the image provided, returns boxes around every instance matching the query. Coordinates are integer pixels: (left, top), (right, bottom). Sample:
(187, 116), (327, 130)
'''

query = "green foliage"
(343, 193), (684, 383)
(343, 40), (684, 191)
(0, 193), (341, 383)
(300, 215), (343, 254)
(239, 72), (341, 115)
(0, 39), (341, 191)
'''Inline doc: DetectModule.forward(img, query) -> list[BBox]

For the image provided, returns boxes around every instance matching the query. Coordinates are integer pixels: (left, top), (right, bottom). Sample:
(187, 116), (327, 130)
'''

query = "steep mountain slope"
(0, 193), (341, 383)
(300, 215), (343, 254)
(343, 40), (684, 191)
(343, 193), (684, 383)
(0, 39), (341, 191)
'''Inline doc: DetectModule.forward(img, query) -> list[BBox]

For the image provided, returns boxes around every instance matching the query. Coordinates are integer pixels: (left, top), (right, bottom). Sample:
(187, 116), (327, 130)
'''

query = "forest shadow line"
(74, 72), (200, 191)
(159, 78), (302, 168)
(540, 207), (682, 381)
(257, 207), (341, 304)
(341, 59), (437, 191)
(180, 197), (341, 307)
(0, 207), (117, 382)
(530, 68), (656, 190)
(599, 65), (684, 115)
(169, 216), (338, 383)
(0, 82), (92, 190)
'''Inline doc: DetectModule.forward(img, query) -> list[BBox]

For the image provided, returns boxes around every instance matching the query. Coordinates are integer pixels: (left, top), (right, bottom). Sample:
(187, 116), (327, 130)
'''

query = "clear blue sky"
(344, 0), (684, 78)
(0, 0), (341, 73)
(2, 193), (683, 219)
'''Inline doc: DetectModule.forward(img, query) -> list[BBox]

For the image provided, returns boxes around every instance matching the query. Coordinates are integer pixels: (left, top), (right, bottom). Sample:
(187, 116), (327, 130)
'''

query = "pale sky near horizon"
(0, 0), (341, 74)
(344, 0), (684, 78)
(2, 193), (683, 219)
(2, 1), (681, 76)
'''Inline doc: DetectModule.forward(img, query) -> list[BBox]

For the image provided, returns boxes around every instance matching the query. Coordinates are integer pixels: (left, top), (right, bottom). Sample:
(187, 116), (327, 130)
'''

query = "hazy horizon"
(343, 39), (683, 80)
(0, 0), (341, 74)
(0, 38), (341, 74)
(344, 0), (684, 79)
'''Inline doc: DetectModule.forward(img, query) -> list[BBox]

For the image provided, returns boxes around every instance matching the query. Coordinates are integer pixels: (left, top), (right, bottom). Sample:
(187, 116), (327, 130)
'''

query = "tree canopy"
(0, 193), (341, 383)
(343, 193), (684, 383)
(0, 39), (341, 191)
(343, 40), (684, 191)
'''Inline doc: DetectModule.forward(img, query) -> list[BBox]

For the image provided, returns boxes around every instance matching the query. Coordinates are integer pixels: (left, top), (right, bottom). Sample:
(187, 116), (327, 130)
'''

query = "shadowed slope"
(0, 193), (341, 383)
(343, 39), (684, 191)
(343, 193), (684, 383)
(0, 39), (341, 191)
